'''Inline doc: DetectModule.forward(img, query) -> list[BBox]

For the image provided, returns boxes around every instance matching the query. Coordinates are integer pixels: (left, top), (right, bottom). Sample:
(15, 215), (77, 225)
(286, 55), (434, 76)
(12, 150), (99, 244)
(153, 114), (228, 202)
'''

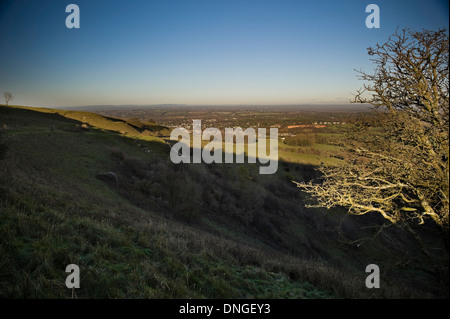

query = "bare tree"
(4, 92), (13, 106)
(295, 29), (449, 229)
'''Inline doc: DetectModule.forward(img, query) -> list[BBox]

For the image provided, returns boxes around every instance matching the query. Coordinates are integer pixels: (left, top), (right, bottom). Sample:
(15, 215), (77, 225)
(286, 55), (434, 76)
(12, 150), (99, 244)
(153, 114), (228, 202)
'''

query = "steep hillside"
(5, 105), (170, 140)
(0, 106), (447, 298)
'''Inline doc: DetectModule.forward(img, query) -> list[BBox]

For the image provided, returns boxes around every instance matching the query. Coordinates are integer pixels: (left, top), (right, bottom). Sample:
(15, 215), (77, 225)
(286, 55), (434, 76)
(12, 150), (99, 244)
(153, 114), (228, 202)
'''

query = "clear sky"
(0, 0), (448, 107)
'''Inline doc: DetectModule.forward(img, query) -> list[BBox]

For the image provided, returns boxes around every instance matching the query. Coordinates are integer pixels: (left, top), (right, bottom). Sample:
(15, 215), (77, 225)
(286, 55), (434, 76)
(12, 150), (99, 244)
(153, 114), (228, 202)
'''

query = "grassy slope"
(0, 106), (446, 298)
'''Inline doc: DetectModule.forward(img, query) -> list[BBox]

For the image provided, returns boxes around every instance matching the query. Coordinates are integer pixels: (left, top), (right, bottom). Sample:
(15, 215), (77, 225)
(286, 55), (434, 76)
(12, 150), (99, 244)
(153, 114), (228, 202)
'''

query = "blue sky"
(0, 0), (448, 107)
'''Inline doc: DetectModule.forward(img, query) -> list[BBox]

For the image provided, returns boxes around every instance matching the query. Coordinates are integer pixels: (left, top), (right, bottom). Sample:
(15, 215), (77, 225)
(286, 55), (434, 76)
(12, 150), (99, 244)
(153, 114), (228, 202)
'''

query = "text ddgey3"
(179, 303), (270, 316)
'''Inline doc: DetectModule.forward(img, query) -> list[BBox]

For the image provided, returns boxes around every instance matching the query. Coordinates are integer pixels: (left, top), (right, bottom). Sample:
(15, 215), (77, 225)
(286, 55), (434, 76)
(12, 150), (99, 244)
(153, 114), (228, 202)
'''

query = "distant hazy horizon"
(0, 0), (448, 107)
(54, 103), (373, 113)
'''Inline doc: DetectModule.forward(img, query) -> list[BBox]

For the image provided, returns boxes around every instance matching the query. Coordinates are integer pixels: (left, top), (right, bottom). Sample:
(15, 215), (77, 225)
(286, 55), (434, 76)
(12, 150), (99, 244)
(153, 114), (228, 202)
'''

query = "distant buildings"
(286, 121), (345, 129)
(287, 124), (326, 129)
(279, 132), (295, 137)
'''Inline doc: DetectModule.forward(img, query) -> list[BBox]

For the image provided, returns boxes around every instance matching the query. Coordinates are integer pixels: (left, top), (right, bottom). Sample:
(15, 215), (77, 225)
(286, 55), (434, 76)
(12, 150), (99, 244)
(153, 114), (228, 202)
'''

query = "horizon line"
(21, 102), (372, 109)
